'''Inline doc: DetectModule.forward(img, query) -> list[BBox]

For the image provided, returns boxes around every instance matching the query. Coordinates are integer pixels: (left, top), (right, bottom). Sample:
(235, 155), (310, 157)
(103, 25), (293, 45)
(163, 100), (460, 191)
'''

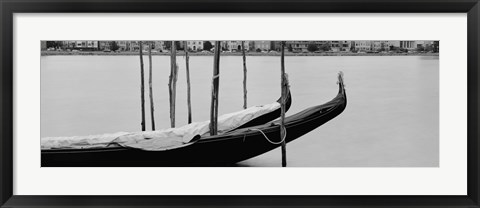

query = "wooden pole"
(168, 41), (178, 128)
(210, 41), (221, 135)
(241, 41), (247, 109)
(139, 41), (146, 131)
(280, 41), (288, 167)
(148, 42), (155, 130)
(185, 41), (192, 124)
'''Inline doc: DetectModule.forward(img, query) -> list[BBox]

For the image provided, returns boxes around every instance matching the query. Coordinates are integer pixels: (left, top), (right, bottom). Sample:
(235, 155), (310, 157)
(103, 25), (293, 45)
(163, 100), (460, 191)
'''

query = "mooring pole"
(280, 41), (288, 167)
(209, 41), (221, 135)
(241, 41), (247, 109)
(139, 41), (146, 131)
(148, 42), (155, 130)
(168, 41), (178, 128)
(185, 41), (192, 124)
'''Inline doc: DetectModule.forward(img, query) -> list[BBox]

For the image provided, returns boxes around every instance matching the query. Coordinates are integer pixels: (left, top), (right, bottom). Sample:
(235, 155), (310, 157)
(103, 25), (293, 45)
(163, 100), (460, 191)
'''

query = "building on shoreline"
(399, 41), (416, 49)
(61, 41), (99, 51)
(270, 41), (281, 51)
(352, 41), (394, 52)
(116, 41), (128, 51)
(222, 40), (242, 52)
(350, 41), (435, 52)
(352, 41), (372, 51)
(154, 41), (166, 52)
(186, 41), (203, 51)
(40, 40), (439, 53)
(253, 41), (271, 51)
(98, 41), (110, 51)
(330, 41), (351, 52)
(286, 41), (313, 51)
(285, 41), (351, 52)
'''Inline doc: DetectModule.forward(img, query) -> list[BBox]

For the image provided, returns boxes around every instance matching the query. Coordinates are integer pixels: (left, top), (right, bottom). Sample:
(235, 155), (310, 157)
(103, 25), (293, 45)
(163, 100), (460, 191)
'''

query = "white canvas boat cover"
(41, 102), (280, 151)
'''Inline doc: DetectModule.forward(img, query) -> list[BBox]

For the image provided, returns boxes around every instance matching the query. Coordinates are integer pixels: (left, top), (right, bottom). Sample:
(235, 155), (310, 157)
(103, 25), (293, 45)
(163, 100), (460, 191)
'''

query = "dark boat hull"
(42, 78), (345, 167)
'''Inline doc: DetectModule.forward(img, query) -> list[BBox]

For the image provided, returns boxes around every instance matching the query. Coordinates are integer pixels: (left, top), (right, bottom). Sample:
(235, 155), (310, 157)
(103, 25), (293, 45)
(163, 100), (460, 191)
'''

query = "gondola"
(42, 72), (346, 167)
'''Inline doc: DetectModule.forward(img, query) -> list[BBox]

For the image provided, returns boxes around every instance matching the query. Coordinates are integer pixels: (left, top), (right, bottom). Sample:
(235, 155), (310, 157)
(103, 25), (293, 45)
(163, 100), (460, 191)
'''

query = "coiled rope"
(249, 125), (287, 145)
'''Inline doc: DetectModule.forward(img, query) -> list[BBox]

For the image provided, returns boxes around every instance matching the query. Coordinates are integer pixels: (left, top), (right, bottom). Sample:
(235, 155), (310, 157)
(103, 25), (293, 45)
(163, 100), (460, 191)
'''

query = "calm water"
(41, 55), (439, 167)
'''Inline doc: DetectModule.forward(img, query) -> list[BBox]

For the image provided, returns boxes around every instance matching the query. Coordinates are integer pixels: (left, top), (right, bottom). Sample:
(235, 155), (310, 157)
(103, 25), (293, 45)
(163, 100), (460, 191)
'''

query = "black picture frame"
(1, 0), (479, 207)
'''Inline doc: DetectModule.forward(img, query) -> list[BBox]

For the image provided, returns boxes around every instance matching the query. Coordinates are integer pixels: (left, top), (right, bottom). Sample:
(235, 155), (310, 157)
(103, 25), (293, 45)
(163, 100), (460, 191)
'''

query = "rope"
(249, 125), (287, 145)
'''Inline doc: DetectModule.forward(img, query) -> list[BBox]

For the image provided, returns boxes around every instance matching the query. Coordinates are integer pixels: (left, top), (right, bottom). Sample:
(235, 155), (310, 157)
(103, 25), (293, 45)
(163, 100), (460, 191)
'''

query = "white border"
(14, 13), (467, 195)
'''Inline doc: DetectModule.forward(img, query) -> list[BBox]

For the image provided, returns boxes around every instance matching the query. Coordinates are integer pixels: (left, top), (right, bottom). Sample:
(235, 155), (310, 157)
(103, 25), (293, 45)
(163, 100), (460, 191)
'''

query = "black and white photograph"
(40, 40), (439, 167)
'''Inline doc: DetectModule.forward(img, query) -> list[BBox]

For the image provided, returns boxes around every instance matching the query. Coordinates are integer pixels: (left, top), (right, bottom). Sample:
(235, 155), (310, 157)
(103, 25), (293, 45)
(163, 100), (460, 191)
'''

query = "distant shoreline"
(41, 51), (439, 57)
